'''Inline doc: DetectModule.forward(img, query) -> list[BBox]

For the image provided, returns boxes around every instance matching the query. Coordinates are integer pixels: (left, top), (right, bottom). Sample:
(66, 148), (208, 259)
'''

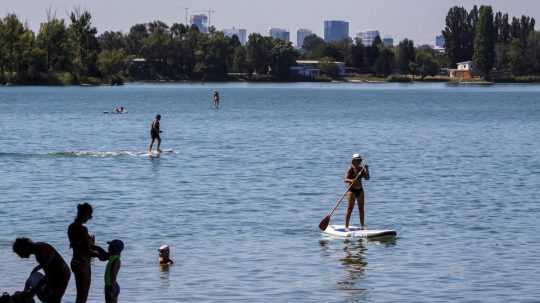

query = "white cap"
(159, 245), (170, 251)
(352, 153), (362, 160)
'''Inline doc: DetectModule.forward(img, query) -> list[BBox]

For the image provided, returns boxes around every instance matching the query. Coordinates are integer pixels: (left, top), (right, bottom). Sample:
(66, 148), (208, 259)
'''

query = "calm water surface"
(1, 83), (539, 302)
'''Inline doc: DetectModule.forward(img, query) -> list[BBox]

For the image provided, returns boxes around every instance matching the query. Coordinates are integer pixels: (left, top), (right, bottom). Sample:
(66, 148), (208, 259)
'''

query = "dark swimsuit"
(151, 120), (160, 140)
(349, 187), (364, 196)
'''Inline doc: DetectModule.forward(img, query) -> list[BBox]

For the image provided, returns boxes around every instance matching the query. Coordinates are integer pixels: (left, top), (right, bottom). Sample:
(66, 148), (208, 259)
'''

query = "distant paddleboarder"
(148, 114), (162, 154)
(344, 154), (370, 230)
(213, 91), (220, 109)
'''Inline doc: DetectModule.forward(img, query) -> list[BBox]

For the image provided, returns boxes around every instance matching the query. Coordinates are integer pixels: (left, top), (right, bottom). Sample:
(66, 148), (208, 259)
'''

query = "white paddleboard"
(145, 149), (174, 157)
(323, 225), (396, 239)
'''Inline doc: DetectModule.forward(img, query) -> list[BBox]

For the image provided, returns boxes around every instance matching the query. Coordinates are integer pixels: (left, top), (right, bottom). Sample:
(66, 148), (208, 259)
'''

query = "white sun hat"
(159, 245), (170, 251)
(352, 153), (362, 160)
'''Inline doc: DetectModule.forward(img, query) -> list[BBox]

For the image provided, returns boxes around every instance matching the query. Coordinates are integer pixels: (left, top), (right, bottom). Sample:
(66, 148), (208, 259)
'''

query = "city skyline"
(2, 0), (539, 45)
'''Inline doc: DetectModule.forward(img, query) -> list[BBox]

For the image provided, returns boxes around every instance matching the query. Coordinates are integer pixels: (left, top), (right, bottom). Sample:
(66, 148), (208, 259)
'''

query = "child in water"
(104, 240), (123, 303)
(158, 245), (174, 265)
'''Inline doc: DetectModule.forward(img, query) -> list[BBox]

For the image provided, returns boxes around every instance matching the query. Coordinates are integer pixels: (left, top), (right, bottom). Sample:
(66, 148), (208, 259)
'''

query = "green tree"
(142, 21), (171, 78)
(350, 38), (366, 71)
(302, 34), (326, 59)
(232, 46), (248, 73)
(397, 39), (415, 74)
(36, 17), (71, 71)
(373, 48), (395, 77)
(415, 49), (441, 79)
(246, 33), (272, 74)
(195, 31), (233, 80)
(473, 6), (496, 78)
(443, 6), (474, 67)
(0, 14), (45, 81)
(98, 31), (126, 51)
(68, 9), (100, 78)
(97, 49), (127, 83)
(269, 39), (299, 80)
(526, 32), (540, 74)
(126, 24), (149, 56)
(508, 38), (527, 75)
(364, 38), (382, 73)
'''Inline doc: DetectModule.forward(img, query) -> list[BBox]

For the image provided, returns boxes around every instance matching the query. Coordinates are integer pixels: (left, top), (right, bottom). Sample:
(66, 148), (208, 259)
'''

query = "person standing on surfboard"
(344, 154), (370, 230)
(213, 91), (220, 109)
(148, 114), (162, 154)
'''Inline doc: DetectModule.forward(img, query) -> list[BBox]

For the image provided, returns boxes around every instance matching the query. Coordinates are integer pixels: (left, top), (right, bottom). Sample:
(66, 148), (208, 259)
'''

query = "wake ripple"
(0, 149), (175, 158)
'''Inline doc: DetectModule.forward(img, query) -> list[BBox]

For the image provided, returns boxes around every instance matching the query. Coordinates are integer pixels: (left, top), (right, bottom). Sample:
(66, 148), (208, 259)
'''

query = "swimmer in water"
(158, 245), (174, 265)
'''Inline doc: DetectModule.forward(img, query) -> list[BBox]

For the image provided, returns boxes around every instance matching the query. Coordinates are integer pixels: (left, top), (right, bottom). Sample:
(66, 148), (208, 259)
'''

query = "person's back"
(148, 114), (162, 153)
(12, 238), (70, 303)
(33, 243), (69, 277)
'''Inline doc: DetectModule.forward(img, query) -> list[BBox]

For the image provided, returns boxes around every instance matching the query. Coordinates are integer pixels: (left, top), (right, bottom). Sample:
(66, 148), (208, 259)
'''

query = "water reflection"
(319, 236), (397, 301)
(339, 239), (367, 286)
(159, 264), (171, 288)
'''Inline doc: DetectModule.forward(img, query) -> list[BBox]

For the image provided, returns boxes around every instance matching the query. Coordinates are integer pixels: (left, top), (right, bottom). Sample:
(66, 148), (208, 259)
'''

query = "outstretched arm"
(363, 165), (370, 180)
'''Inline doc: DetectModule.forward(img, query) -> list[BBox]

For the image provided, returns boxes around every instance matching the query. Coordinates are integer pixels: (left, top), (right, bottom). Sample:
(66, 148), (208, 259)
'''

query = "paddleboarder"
(344, 154), (370, 230)
(148, 114), (162, 154)
(213, 91), (220, 109)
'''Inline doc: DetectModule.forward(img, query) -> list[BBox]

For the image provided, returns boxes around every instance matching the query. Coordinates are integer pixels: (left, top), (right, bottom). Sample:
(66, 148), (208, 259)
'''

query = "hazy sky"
(2, 0), (539, 45)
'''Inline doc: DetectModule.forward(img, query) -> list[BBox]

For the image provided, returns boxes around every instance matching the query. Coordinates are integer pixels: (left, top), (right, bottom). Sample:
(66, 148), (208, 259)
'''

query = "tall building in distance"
(357, 30), (380, 46)
(269, 28), (290, 42)
(383, 37), (394, 47)
(297, 28), (312, 48)
(190, 14), (208, 33)
(324, 20), (349, 42)
(223, 27), (247, 45)
(436, 34), (445, 48)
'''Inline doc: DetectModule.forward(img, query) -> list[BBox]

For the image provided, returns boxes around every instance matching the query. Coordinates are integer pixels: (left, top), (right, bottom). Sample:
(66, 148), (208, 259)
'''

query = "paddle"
(318, 165), (366, 231)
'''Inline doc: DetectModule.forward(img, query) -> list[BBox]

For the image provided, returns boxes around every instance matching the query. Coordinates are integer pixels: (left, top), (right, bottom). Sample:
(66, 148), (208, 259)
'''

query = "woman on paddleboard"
(344, 154), (370, 230)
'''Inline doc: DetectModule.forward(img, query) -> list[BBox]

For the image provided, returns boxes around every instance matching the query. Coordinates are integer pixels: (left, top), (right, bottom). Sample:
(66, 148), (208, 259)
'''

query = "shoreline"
(3, 79), (540, 87)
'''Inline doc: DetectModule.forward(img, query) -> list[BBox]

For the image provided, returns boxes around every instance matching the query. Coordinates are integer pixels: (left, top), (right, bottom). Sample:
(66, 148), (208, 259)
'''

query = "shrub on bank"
(494, 75), (540, 83)
(387, 74), (412, 82)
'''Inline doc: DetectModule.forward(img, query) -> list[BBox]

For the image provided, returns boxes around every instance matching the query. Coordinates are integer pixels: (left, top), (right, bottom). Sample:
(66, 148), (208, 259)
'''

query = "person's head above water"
(156, 114), (161, 120)
(13, 237), (34, 258)
(351, 153), (363, 166)
(107, 239), (124, 256)
(158, 244), (174, 264)
(158, 245), (170, 256)
(76, 202), (93, 223)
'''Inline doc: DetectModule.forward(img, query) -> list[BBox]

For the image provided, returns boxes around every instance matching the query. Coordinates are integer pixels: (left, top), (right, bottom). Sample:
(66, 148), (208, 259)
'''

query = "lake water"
(1, 83), (539, 302)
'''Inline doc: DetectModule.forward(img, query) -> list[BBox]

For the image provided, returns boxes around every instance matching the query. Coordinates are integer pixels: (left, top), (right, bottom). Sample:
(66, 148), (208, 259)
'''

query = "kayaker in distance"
(344, 154), (370, 231)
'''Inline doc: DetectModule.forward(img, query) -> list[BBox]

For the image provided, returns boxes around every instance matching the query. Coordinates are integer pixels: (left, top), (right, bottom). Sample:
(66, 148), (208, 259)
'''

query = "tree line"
(0, 9), (299, 84)
(0, 6), (538, 85)
(299, 34), (445, 79)
(443, 5), (538, 78)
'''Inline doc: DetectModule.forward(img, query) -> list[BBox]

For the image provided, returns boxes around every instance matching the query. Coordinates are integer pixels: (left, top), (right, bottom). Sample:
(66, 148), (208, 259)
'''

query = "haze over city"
(2, 0), (539, 45)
